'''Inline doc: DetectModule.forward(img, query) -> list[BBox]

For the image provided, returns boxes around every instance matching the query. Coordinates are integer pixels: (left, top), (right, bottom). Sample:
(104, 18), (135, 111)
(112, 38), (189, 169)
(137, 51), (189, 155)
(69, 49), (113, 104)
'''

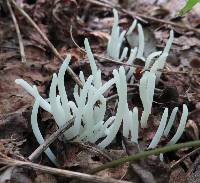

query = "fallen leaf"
(169, 166), (187, 183)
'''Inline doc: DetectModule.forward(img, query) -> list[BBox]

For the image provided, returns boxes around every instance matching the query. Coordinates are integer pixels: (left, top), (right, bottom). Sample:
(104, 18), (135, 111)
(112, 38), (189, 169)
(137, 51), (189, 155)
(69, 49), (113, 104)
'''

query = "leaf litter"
(0, 0), (200, 182)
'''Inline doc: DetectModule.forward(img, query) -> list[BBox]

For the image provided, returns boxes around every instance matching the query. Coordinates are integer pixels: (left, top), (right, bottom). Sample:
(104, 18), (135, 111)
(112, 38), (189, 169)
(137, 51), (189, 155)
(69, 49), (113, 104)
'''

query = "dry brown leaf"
(169, 167), (187, 183)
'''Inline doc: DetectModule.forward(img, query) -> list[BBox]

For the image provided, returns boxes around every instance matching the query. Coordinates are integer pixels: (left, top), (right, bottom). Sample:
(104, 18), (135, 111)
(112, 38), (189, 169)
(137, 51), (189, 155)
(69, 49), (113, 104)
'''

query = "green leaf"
(178, 0), (200, 16)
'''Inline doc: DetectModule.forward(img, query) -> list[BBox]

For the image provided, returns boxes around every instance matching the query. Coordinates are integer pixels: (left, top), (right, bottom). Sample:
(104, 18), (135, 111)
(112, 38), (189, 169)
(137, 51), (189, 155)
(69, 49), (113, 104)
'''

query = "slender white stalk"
(150, 30), (174, 79)
(68, 101), (78, 115)
(130, 76), (135, 84)
(97, 69), (125, 148)
(126, 47), (138, 66)
(57, 55), (71, 119)
(163, 30), (174, 54)
(130, 107), (139, 144)
(107, 9), (129, 60)
(84, 39), (102, 88)
(118, 67), (129, 137)
(127, 19), (137, 35)
(31, 86), (58, 166)
(126, 47), (137, 81)
(123, 108), (130, 138)
(15, 79), (51, 113)
(146, 72), (156, 113)
(118, 30), (126, 48)
(79, 71), (85, 84)
(168, 104), (188, 145)
(139, 72), (148, 111)
(148, 108), (168, 149)
(119, 47), (128, 61)
(104, 116), (116, 129)
(139, 71), (155, 128)
(116, 30), (126, 59)
(144, 51), (162, 70)
(93, 70), (102, 89)
(164, 107), (178, 137)
(111, 26), (120, 59)
(126, 68), (135, 82)
(110, 9), (119, 58)
(73, 84), (79, 105)
(136, 23), (144, 59)
(84, 38), (97, 75)
(15, 79), (35, 96)
(113, 9), (119, 28)
(49, 74), (65, 127)
(140, 111), (150, 128)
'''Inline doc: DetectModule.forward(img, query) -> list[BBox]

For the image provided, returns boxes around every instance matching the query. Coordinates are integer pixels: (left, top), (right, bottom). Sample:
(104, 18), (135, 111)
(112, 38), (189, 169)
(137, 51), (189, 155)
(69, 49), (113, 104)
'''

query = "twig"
(89, 140), (200, 174)
(107, 83), (162, 101)
(7, 0), (26, 63)
(28, 118), (74, 161)
(161, 69), (200, 75)
(29, 117), (112, 163)
(70, 26), (200, 76)
(0, 157), (131, 183)
(10, 0), (83, 88)
(171, 146), (200, 169)
(70, 26), (143, 69)
(87, 0), (200, 34)
(131, 12), (200, 34)
(73, 142), (113, 161)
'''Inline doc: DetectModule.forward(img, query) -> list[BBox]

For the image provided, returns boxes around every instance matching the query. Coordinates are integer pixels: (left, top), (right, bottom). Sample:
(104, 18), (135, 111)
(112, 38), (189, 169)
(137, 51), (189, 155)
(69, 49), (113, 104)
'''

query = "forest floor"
(0, 0), (200, 182)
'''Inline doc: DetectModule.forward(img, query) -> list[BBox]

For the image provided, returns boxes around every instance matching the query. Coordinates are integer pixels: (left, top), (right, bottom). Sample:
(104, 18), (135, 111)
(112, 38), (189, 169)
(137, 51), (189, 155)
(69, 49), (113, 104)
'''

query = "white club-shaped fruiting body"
(139, 71), (156, 128)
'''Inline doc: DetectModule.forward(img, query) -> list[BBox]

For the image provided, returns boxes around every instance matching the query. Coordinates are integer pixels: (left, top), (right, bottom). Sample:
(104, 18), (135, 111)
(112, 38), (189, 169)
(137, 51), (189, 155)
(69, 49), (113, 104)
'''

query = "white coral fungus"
(15, 10), (188, 166)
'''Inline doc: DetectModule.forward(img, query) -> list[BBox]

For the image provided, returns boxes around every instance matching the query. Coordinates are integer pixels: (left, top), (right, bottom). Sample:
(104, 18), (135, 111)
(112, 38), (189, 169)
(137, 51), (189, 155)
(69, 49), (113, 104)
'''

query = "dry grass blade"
(7, 0), (26, 63)
(70, 26), (140, 69)
(87, 0), (200, 34)
(10, 0), (83, 87)
(28, 118), (74, 162)
(0, 157), (132, 183)
(171, 146), (200, 169)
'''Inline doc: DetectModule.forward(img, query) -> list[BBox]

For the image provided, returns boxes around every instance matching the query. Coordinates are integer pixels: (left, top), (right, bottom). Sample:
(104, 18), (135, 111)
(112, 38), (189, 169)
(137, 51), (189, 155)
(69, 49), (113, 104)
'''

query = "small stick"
(89, 140), (200, 174)
(10, 0), (83, 88)
(70, 27), (200, 76)
(69, 26), (142, 69)
(107, 84), (162, 101)
(0, 157), (131, 183)
(7, 0), (26, 63)
(171, 146), (200, 169)
(87, 0), (200, 34)
(28, 118), (74, 161)
(73, 142), (113, 161)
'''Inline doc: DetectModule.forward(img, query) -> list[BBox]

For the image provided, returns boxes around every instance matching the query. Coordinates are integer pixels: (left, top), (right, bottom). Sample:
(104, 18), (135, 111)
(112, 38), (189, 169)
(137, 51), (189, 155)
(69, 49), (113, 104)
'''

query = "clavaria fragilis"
(107, 9), (174, 83)
(148, 104), (188, 150)
(148, 108), (168, 149)
(15, 9), (188, 165)
(31, 86), (58, 166)
(168, 104), (188, 145)
(15, 53), (188, 164)
(139, 71), (156, 128)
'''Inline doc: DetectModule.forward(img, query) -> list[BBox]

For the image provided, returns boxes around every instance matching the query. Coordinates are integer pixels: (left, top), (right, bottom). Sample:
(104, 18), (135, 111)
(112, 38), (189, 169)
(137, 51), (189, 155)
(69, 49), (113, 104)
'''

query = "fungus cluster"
(15, 9), (188, 165)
